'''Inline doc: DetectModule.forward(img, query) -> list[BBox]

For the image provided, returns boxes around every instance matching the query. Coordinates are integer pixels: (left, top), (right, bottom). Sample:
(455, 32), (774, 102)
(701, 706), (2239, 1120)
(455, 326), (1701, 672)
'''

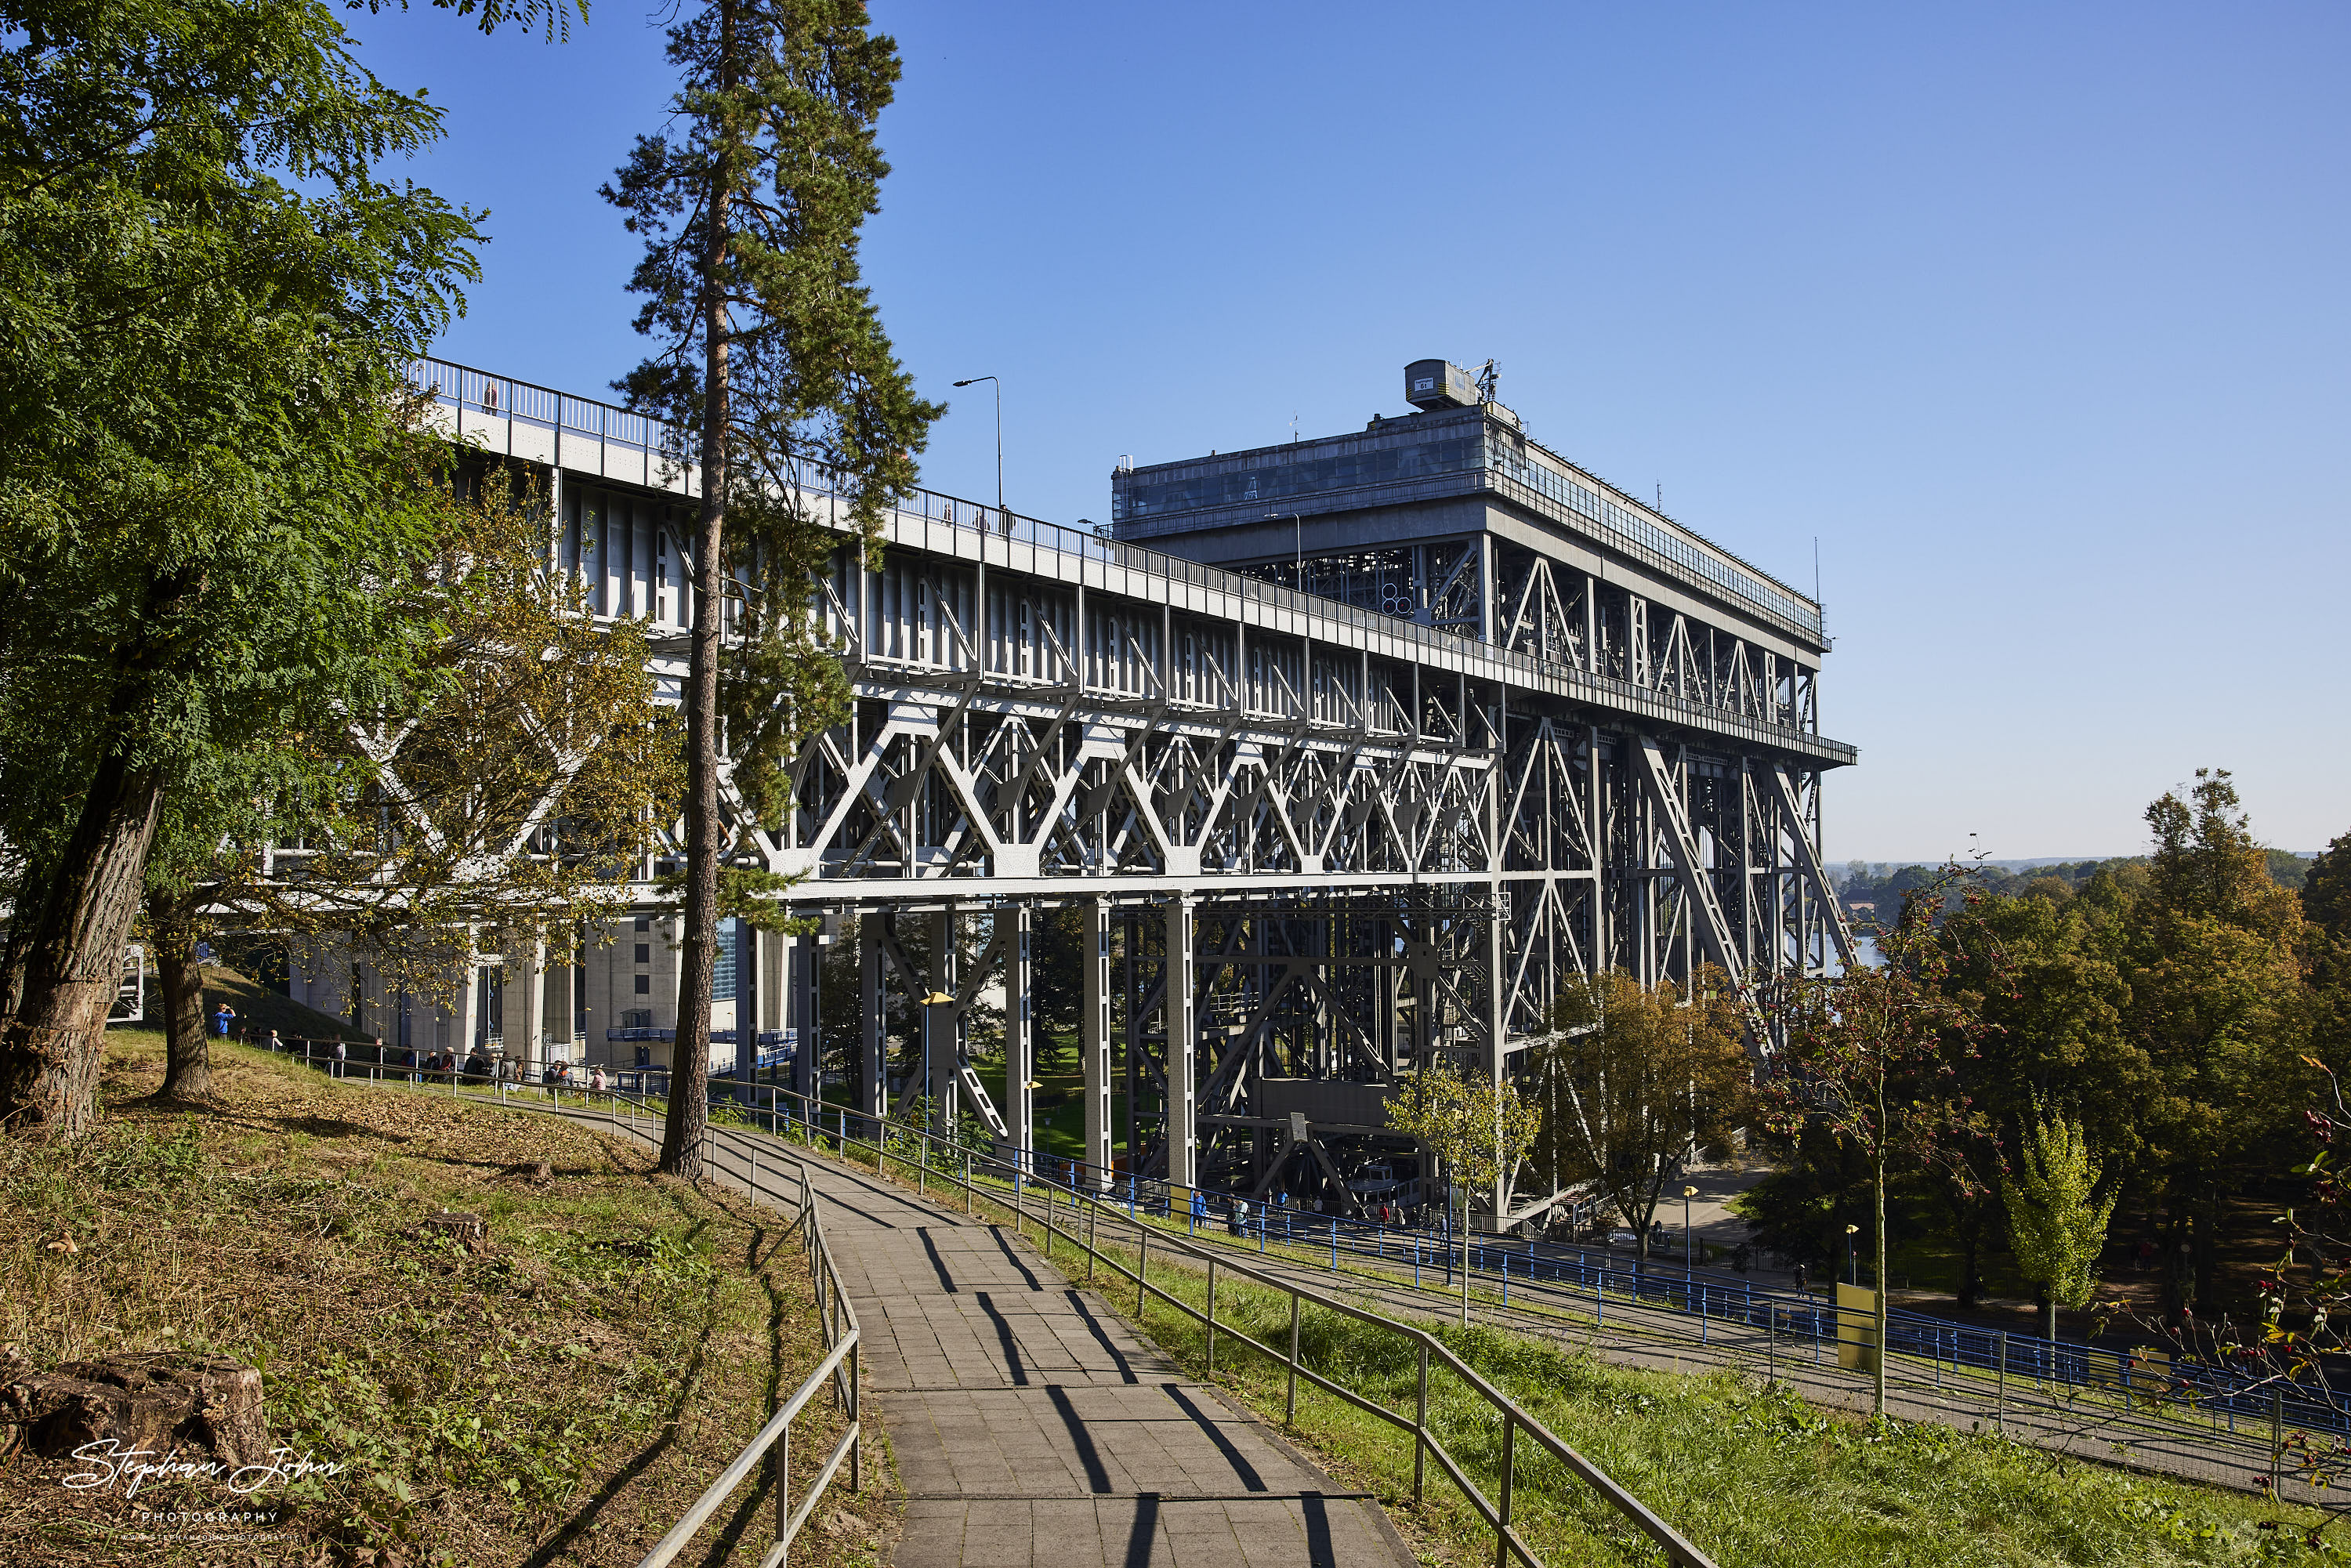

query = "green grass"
(134, 961), (373, 1042)
(1103, 1236), (2346, 1565)
(848, 1151), (2342, 1568)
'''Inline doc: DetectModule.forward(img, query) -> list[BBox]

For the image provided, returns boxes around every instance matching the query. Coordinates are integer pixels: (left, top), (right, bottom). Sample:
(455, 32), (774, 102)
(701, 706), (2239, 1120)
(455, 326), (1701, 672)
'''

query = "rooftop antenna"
(1476, 358), (1499, 403)
(1291, 411), (1299, 444)
(1813, 536), (1822, 606)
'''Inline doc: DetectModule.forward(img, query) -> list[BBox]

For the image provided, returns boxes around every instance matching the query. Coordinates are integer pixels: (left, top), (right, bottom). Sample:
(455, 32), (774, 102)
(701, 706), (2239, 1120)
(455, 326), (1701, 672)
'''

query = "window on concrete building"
(634, 943), (650, 965)
(633, 974), (650, 995)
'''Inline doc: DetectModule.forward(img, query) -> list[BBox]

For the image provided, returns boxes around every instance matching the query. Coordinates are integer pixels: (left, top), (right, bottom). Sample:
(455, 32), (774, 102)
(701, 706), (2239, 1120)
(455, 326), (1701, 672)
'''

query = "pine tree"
(603, 0), (939, 1178)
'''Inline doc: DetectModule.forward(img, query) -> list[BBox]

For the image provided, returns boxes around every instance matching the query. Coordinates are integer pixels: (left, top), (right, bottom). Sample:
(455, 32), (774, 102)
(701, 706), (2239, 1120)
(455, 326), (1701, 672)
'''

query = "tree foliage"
(133, 460), (678, 1093)
(1387, 1063), (1538, 1204)
(0, 0), (484, 1138)
(2001, 1101), (2117, 1338)
(1530, 966), (1748, 1258)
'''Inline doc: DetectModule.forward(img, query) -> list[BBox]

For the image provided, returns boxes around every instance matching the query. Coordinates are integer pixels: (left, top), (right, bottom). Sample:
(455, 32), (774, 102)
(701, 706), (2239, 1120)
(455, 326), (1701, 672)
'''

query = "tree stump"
(406, 1210), (489, 1251)
(0, 1351), (270, 1466)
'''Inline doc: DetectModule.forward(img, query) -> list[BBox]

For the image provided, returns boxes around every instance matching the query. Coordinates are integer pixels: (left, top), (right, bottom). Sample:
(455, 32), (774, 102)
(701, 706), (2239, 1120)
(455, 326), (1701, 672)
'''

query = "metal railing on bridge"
(404, 355), (1853, 765)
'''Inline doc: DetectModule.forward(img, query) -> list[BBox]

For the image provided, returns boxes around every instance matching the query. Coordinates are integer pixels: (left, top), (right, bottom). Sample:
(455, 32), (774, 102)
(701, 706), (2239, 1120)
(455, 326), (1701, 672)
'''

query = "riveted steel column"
(1006, 902), (1034, 1175)
(860, 911), (886, 1124)
(1083, 896), (1114, 1191)
(1166, 893), (1197, 1194)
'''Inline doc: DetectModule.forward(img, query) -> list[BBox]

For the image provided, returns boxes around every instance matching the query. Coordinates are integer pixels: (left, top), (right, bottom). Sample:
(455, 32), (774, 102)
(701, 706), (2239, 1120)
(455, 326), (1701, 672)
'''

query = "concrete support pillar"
(1165, 893), (1197, 1193)
(518, 932), (547, 1076)
(860, 911), (886, 1123)
(923, 907), (959, 1135)
(734, 920), (760, 1106)
(789, 926), (819, 1101)
(1082, 896), (1113, 1190)
(452, 930), (480, 1054)
(1005, 903), (1034, 1174)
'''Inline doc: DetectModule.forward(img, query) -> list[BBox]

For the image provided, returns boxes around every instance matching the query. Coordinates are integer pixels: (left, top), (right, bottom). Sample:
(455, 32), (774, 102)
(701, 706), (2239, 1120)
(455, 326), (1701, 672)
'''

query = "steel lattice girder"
(378, 377), (1856, 1221)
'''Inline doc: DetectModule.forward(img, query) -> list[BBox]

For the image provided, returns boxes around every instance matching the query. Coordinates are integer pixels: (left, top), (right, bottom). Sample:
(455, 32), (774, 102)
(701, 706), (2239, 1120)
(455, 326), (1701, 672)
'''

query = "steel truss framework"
(389, 360), (1858, 1221)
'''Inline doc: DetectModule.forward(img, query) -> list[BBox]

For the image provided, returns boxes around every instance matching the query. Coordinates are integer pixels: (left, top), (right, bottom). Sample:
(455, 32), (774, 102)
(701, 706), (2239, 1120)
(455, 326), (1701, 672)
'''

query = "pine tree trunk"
(657, 7), (736, 1181)
(149, 891), (210, 1102)
(0, 753), (165, 1140)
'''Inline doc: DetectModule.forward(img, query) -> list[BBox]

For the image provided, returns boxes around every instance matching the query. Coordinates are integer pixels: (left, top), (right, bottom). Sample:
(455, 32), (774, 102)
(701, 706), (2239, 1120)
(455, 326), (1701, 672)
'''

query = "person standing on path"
(211, 1001), (236, 1038)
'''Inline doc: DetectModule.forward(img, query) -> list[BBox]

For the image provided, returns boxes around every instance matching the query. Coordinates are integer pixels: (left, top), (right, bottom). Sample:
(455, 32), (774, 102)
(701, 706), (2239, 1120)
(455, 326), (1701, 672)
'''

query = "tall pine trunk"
(0, 751), (165, 1139)
(148, 890), (210, 1102)
(657, 8), (734, 1181)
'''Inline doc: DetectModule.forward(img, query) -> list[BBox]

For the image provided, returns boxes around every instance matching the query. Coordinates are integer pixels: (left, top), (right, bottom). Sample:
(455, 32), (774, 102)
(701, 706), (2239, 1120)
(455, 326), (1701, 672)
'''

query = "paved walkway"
(523, 1095), (1416, 1568)
(800, 1154), (1415, 1568)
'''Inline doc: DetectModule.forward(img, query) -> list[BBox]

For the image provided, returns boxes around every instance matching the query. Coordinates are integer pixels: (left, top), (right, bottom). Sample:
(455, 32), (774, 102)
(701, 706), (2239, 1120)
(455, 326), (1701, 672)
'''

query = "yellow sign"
(1836, 1283), (1879, 1373)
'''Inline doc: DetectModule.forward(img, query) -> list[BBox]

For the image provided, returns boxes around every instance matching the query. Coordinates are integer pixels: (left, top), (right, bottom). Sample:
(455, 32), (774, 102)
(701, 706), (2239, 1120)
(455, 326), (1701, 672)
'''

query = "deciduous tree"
(1530, 966), (1748, 1266)
(0, 0), (490, 1139)
(1759, 867), (2005, 1417)
(1387, 1064), (1537, 1326)
(2002, 1101), (2117, 1342)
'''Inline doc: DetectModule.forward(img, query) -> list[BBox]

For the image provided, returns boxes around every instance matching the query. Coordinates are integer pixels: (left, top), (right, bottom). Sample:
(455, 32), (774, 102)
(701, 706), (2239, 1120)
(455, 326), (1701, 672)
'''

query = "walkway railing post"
(1997, 1332), (2006, 1436)
(1286, 1294), (1302, 1423)
(1138, 1226), (1149, 1316)
(1495, 1411), (1517, 1568)
(1205, 1256), (1217, 1375)
(2273, 1385), (2285, 1494)
(1413, 1340), (1429, 1507)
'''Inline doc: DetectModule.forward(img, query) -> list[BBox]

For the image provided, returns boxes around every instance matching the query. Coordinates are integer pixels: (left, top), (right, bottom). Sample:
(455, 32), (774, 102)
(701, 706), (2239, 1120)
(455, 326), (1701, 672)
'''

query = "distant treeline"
(1834, 849), (2310, 925)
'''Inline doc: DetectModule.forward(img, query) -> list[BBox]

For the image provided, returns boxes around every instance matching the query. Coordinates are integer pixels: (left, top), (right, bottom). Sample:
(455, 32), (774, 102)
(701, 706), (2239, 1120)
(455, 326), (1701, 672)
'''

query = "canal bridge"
(309, 357), (1857, 1225)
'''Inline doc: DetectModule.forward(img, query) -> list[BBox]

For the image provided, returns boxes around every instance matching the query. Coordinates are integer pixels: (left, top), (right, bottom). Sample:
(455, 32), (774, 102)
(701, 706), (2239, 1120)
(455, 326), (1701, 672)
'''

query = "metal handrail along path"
(288, 1049), (865, 1568)
(634, 1156), (863, 1568)
(737, 1081), (1715, 1568)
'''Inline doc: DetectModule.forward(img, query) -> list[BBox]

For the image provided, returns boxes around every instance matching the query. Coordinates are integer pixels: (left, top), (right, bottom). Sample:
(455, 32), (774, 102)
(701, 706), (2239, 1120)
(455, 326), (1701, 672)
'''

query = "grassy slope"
(2, 1034), (898, 1567)
(136, 962), (371, 1043)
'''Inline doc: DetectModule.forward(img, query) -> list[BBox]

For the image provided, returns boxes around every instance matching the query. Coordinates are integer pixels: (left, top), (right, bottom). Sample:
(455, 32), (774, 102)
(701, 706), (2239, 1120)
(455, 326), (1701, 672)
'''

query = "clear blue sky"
(345, 0), (2349, 864)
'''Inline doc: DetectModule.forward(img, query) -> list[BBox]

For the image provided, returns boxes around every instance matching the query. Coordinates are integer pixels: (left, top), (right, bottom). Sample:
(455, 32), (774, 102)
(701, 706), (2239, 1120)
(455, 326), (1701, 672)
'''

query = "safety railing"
(632, 1150), (861, 1568)
(710, 1075), (2339, 1495)
(402, 355), (1849, 764)
(281, 1042), (864, 1567)
(737, 1081), (1713, 1568)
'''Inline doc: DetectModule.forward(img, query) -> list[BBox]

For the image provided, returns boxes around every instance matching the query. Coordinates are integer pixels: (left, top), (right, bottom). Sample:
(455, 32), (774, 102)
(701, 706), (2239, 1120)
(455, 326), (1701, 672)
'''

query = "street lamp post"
(951, 376), (1003, 519)
(1683, 1182), (1699, 1278)
(1846, 1221), (1860, 1286)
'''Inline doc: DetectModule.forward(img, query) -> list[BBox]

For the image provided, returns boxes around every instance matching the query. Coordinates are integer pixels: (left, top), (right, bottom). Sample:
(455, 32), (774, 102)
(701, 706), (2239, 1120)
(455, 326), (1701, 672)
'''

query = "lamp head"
(953, 378), (975, 386)
(1845, 1223), (1860, 1235)
(1683, 1185), (1699, 1198)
